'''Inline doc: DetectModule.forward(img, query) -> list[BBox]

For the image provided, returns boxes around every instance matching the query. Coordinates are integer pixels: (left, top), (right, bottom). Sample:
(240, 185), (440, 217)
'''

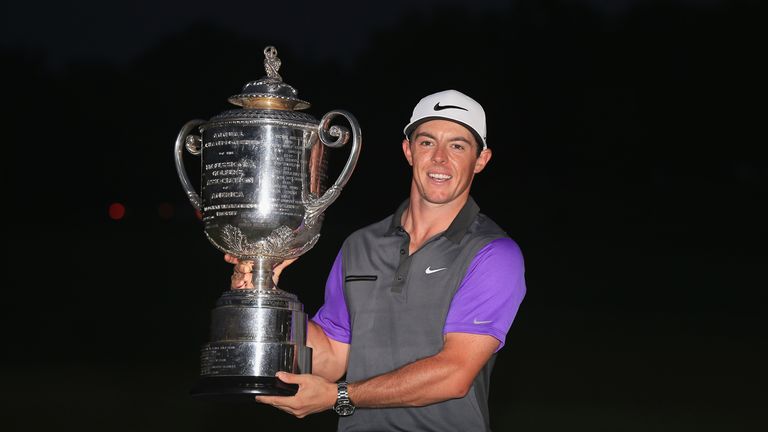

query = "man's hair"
(408, 131), (484, 157)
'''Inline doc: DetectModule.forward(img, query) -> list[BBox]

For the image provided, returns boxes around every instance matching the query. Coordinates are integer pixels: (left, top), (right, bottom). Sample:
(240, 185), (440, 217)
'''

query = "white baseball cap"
(403, 89), (487, 150)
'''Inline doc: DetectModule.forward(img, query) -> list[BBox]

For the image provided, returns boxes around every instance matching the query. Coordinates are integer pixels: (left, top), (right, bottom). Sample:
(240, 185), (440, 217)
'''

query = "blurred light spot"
(195, 209), (203, 220)
(158, 202), (174, 220)
(109, 202), (126, 220)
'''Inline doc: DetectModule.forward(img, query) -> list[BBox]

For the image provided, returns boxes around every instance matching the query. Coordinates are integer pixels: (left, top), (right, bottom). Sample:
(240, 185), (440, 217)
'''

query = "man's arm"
(255, 332), (498, 417)
(307, 320), (349, 382)
(348, 332), (498, 407)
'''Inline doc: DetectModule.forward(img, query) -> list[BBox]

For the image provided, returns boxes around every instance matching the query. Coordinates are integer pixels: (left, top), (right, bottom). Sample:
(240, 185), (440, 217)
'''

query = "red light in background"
(195, 209), (203, 220)
(109, 203), (126, 220)
(158, 202), (174, 220)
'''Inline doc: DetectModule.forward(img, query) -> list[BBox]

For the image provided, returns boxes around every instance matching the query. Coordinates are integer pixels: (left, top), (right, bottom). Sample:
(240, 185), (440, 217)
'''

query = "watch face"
(335, 402), (355, 416)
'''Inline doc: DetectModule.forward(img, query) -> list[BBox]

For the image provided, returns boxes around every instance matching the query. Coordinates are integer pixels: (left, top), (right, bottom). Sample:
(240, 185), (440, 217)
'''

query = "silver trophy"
(174, 46), (361, 399)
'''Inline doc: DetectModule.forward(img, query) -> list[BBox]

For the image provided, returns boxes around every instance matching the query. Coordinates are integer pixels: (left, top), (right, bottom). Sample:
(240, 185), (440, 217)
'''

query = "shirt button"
(400, 249), (405, 255)
(396, 275), (403, 281)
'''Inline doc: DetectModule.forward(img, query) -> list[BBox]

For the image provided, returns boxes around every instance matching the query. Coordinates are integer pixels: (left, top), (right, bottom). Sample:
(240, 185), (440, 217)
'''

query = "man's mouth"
(428, 173), (452, 181)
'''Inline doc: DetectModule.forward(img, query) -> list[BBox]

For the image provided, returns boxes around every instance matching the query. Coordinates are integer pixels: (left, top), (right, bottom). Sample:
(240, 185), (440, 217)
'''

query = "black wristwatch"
(333, 381), (355, 416)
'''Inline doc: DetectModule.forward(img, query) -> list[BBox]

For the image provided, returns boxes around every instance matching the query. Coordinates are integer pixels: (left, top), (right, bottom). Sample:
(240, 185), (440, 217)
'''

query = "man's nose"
(431, 145), (447, 163)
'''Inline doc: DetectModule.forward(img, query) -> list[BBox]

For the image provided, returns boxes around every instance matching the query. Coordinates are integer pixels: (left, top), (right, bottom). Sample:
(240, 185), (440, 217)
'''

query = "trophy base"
(190, 375), (298, 400)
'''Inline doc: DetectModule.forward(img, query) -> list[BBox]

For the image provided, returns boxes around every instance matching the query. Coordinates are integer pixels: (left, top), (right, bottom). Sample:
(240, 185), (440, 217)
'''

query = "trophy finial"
(228, 45), (309, 110)
(263, 46), (282, 81)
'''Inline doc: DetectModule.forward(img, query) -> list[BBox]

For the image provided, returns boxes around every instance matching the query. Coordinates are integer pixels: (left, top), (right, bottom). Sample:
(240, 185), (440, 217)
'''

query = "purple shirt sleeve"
(310, 250), (351, 343)
(443, 238), (526, 352)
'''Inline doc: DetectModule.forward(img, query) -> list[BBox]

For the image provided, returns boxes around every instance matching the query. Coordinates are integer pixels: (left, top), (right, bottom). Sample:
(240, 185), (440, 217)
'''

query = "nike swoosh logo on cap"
(425, 266), (447, 274)
(433, 102), (468, 111)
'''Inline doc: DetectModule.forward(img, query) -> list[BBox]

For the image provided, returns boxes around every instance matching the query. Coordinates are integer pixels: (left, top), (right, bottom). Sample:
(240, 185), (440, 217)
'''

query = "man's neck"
(401, 192), (468, 254)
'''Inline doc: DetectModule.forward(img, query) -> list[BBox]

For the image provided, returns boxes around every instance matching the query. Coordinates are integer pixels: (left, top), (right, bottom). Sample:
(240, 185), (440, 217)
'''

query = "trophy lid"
(228, 46), (310, 111)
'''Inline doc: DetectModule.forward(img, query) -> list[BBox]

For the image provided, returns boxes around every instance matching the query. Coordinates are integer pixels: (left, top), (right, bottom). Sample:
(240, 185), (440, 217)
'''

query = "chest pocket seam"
(345, 275), (378, 282)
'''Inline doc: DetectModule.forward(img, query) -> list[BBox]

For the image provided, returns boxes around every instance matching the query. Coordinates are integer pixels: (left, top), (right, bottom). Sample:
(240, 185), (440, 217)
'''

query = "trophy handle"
(174, 119), (207, 211)
(306, 110), (362, 220)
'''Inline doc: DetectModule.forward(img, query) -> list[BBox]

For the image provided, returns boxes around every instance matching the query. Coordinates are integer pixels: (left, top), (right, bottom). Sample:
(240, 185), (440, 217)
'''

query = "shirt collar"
(387, 196), (480, 244)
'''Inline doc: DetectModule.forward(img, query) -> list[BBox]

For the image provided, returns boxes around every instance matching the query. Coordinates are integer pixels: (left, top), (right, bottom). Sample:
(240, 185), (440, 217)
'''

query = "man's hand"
(224, 254), (297, 289)
(255, 372), (337, 418)
(225, 254), (255, 289)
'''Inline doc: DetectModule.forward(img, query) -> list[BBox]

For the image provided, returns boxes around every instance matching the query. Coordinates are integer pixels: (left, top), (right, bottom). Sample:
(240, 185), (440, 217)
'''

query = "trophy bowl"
(174, 46), (361, 399)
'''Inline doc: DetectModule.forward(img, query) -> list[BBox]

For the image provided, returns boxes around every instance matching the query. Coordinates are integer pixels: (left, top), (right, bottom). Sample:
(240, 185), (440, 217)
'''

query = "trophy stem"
(249, 256), (280, 291)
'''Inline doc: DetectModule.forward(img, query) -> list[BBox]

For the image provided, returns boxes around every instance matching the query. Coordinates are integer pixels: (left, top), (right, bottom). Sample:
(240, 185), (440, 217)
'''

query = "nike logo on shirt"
(425, 266), (447, 274)
(473, 319), (493, 325)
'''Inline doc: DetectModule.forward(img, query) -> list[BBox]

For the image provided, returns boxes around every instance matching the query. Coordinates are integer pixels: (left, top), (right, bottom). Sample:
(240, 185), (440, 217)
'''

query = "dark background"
(3, 0), (765, 430)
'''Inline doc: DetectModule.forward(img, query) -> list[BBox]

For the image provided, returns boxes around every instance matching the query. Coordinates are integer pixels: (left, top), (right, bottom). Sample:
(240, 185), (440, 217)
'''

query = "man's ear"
(402, 138), (413, 166)
(474, 148), (492, 173)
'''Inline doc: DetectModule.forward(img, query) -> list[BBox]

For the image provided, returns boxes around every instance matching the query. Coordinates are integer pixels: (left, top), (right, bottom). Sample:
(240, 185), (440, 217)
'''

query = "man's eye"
(451, 144), (465, 150)
(419, 140), (433, 146)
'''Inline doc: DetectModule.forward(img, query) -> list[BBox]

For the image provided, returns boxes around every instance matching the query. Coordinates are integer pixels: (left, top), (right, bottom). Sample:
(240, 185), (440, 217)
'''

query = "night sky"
(3, 1), (766, 431)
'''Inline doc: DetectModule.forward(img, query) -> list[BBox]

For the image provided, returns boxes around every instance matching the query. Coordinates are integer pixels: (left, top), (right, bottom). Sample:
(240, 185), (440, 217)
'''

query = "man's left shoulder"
(475, 237), (524, 264)
(469, 212), (512, 239)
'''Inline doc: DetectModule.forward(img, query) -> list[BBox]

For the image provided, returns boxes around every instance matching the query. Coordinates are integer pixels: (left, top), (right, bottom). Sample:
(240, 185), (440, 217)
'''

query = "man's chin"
(422, 194), (461, 206)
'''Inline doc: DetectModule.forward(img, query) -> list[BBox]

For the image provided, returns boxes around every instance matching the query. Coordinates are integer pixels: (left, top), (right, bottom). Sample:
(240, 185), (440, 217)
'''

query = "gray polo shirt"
(313, 196), (526, 432)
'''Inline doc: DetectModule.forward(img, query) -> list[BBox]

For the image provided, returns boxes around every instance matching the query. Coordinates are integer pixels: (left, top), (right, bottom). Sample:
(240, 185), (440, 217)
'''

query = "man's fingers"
(275, 371), (302, 384)
(273, 258), (298, 273)
(271, 258), (298, 285)
(231, 278), (249, 289)
(224, 254), (254, 289)
(227, 254), (255, 289)
(231, 272), (254, 289)
(256, 396), (293, 410)
(225, 254), (255, 272)
(235, 260), (255, 274)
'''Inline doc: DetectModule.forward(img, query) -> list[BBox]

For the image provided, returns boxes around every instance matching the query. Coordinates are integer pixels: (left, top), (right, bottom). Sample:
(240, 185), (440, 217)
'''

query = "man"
(227, 89), (526, 431)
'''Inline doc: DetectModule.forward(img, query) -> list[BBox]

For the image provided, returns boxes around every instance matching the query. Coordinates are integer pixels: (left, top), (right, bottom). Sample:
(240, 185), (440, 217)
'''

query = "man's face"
(403, 119), (492, 206)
